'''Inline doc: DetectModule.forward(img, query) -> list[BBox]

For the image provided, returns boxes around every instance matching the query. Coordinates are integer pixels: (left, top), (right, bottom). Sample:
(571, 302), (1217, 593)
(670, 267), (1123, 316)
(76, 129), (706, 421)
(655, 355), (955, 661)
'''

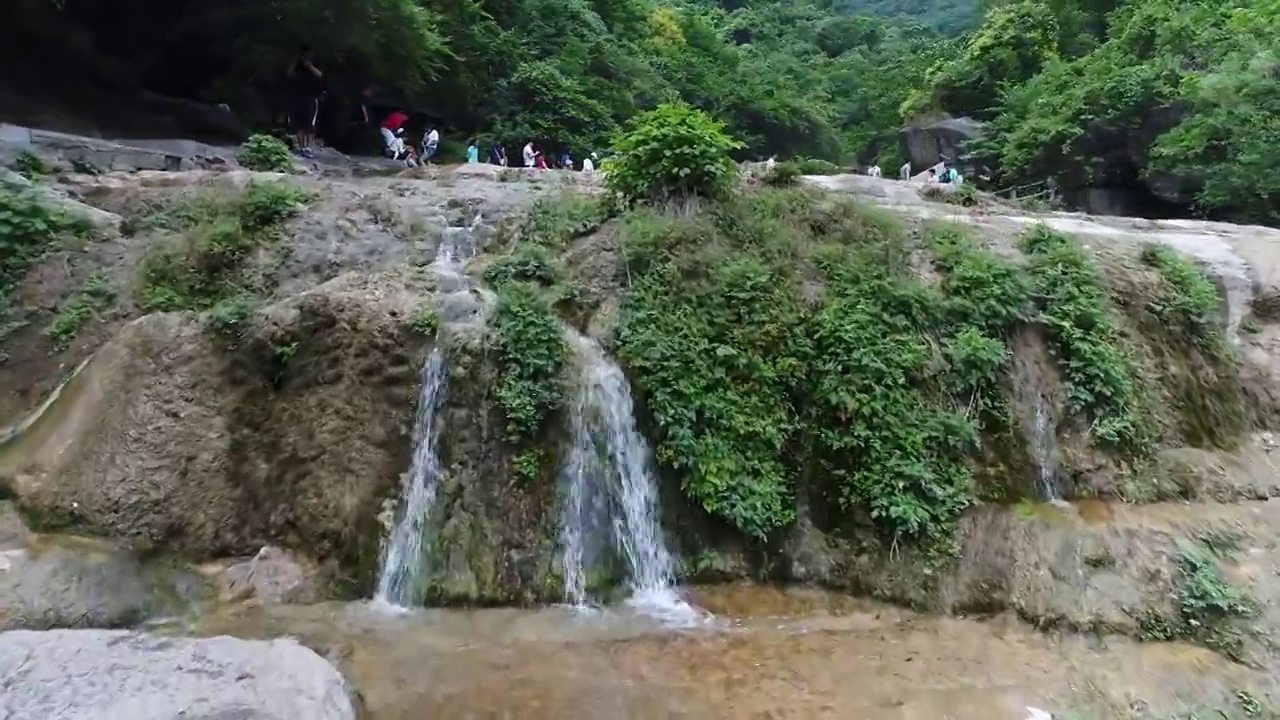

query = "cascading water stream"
(374, 348), (449, 607)
(1031, 395), (1062, 501)
(372, 212), (482, 607)
(559, 333), (696, 622)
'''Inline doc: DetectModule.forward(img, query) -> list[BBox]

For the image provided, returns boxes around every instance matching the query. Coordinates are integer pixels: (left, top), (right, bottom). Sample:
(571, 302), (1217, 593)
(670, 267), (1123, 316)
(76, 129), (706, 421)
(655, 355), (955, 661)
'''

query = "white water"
(1032, 395), (1061, 501)
(374, 348), (449, 607)
(373, 215), (482, 608)
(559, 333), (699, 624)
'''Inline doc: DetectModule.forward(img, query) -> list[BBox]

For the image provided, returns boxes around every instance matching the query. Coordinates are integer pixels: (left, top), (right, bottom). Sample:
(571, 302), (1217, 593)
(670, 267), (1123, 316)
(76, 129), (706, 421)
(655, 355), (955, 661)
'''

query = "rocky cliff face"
(5, 151), (1280, 661)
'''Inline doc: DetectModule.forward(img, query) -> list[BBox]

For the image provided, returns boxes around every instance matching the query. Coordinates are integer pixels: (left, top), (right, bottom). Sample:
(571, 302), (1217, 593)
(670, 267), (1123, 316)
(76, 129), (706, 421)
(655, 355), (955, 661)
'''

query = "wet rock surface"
(0, 503), (203, 632)
(0, 629), (357, 720)
(217, 546), (318, 604)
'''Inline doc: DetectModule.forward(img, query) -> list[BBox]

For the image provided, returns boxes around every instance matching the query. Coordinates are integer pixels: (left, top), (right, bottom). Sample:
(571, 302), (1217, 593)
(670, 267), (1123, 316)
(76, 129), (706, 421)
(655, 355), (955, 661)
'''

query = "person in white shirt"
(899, 162), (911, 181)
(523, 142), (536, 168)
(421, 127), (440, 163)
(764, 155), (776, 171)
(582, 152), (596, 173)
(868, 164), (882, 178)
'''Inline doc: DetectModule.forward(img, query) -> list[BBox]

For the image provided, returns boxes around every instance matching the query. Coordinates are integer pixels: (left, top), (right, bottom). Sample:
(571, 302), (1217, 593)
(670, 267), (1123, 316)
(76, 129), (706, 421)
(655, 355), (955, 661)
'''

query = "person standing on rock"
(582, 152), (596, 174)
(354, 86), (378, 154)
(466, 139), (479, 164)
(287, 45), (324, 159)
(899, 161), (911, 181)
(422, 126), (440, 163)
(523, 141), (536, 168)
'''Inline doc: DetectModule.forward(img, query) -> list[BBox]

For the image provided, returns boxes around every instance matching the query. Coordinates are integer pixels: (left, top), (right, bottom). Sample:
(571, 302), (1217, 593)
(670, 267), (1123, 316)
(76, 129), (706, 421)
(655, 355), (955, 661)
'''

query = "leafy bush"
(1138, 243), (1227, 358)
(515, 193), (611, 249)
(13, 151), (51, 179)
(487, 282), (569, 479)
(44, 271), (115, 348)
(792, 158), (843, 175)
(1021, 226), (1151, 453)
(0, 184), (90, 293)
(237, 134), (294, 173)
(408, 303), (440, 335)
(1141, 538), (1257, 661)
(207, 296), (259, 347)
(761, 162), (802, 187)
(605, 103), (743, 205)
(140, 180), (309, 312)
(615, 190), (1031, 545)
(484, 245), (562, 288)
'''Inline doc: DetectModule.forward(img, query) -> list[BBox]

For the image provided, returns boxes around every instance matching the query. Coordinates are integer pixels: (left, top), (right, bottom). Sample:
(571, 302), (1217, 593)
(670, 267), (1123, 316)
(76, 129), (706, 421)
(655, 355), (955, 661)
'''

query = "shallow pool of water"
(191, 583), (1270, 719)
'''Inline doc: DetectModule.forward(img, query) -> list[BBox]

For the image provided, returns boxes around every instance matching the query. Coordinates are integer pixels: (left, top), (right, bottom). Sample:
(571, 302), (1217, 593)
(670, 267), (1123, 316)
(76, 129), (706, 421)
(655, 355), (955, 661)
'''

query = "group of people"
(377, 108), (440, 167)
(879, 160), (963, 185)
(504, 142), (597, 172)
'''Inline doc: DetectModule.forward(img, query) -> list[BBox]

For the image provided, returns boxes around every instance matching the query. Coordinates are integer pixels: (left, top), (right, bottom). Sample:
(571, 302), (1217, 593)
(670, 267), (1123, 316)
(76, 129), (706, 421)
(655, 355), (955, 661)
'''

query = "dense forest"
(3, 0), (1277, 222)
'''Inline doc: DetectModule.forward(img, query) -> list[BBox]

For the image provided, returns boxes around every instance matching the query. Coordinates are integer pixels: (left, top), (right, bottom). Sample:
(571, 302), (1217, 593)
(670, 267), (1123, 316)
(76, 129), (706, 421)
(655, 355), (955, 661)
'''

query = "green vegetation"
(13, 151), (52, 180)
(139, 180), (310, 312)
(608, 184), (1043, 545)
(486, 282), (569, 481)
(408, 303), (441, 336)
(512, 193), (611, 249)
(20, 0), (1278, 223)
(208, 296), (260, 343)
(940, 0), (1280, 224)
(1021, 226), (1151, 454)
(0, 184), (91, 295)
(44, 271), (115, 348)
(1140, 537), (1257, 662)
(1139, 244), (1228, 358)
(605, 103), (743, 204)
(761, 162), (803, 187)
(237, 134), (295, 173)
(15, 0), (977, 168)
(469, 114), (1238, 548)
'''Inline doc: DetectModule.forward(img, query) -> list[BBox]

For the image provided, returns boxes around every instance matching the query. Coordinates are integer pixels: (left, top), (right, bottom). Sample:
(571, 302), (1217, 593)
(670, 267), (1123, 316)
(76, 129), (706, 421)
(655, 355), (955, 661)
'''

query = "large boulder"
(898, 115), (984, 172)
(2, 273), (436, 595)
(0, 502), (202, 631)
(0, 629), (357, 720)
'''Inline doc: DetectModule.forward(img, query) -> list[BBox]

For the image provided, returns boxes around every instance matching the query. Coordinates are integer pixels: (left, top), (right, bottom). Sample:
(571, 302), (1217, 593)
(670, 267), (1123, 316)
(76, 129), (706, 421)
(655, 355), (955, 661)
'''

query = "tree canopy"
(6, 0), (1276, 223)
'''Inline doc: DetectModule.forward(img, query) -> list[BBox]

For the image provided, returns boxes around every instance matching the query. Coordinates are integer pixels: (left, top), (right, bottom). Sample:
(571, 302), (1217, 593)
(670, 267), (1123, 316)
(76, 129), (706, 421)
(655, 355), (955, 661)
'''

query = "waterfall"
(374, 348), (449, 607)
(1031, 394), (1062, 501)
(372, 214), (481, 608)
(559, 333), (694, 621)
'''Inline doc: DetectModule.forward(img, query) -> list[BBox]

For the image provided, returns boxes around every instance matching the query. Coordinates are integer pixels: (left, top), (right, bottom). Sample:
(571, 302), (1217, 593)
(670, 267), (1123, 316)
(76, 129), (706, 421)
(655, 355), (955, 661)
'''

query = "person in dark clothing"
(352, 86), (379, 154)
(287, 45), (324, 158)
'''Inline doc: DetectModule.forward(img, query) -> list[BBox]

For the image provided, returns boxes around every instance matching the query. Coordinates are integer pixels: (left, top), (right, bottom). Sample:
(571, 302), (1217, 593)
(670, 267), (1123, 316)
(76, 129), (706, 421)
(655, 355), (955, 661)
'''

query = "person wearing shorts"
(287, 45), (324, 158)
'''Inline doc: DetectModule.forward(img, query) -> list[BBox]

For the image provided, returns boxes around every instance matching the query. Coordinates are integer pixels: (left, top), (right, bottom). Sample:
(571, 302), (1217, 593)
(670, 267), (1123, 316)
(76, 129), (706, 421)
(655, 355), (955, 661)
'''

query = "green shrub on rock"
(487, 282), (569, 481)
(237, 134), (294, 173)
(1138, 243), (1229, 358)
(614, 190), (1035, 546)
(139, 180), (309, 312)
(604, 103), (743, 205)
(761, 162), (802, 187)
(1021, 226), (1152, 454)
(0, 184), (91, 293)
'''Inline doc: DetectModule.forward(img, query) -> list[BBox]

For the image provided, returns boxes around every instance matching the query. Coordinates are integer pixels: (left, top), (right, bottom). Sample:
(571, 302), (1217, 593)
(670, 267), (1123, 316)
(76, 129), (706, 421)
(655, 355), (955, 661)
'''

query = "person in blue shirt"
(466, 139), (479, 164)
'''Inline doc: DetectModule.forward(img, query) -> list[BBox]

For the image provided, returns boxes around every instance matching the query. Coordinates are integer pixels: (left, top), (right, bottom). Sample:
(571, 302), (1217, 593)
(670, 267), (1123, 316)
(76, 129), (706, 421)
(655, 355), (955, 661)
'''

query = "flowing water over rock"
(1031, 395), (1062, 501)
(192, 584), (1275, 720)
(374, 214), (483, 607)
(560, 333), (693, 621)
(374, 348), (448, 607)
